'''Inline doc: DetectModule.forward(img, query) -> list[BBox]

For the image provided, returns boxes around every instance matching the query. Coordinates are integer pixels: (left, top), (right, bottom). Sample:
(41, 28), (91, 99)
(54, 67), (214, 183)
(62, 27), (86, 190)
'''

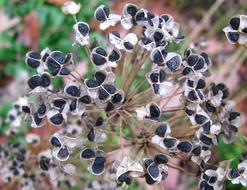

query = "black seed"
(42, 52), (49, 62)
(227, 32), (239, 43)
(99, 87), (110, 100)
(150, 73), (159, 83)
(26, 52), (40, 68)
(118, 172), (132, 185)
(161, 14), (169, 22)
(111, 31), (120, 38)
(37, 104), (46, 116)
(195, 114), (207, 124)
(64, 53), (73, 64)
(81, 148), (95, 159)
(95, 7), (107, 21)
(222, 88), (229, 99)
(154, 154), (169, 165)
(103, 6), (110, 17)
(229, 112), (240, 121)
(230, 125), (238, 132)
(188, 55), (199, 66)
(203, 173), (210, 181)
(184, 72), (193, 82)
(197, 90), (204, 100)
(91, 156), (105, 174)
(16, 154), (25, 162)
(65, 85), (81, 97)
(152, 83), (159, 94)
(166, 56), (181, 71)
(159, 69), (166, 82)
(154, 31), (164, 42)
(135, 11), (146, 22)
(9, 114), (15, 121)
(87, 127), (95, 142)
(53, 99), (66, 109)
(163, 137), (177, 148)
(142, 36), (152, 45)
(109, 49), (120, 62)
(242, 28), (247, 34)
(59, 67), (70, 76)
(205, 102), (216, 113)
(51, 51), (66, 65)
(192, 146), (201, 156)
(92, 53), (107, 66)
(95, 117), (103, 126)
(105, 102), (114, 112)
(230, 17), (240, 30)
(197, 79), (206, 89)
(69, 99), (77, 111)
(199, 180), (208, 189)
(199, 134), (213, 146)
(194, 57), (205, 71)
(34, 113), (43, 125)
(149, 104), (160, 118)
(13, 169), (19, 176)
(102, 84), (116, 94)
(94, 71), (106, 84)
(57, 146), (69, 160)
(183, 67), (192, 75)
(209, 176), (217, 184)
(86, 79), (100, 88)
(29, 51), (41, 59)
(126, 4), (138, 16)
(28, 75), (41, 89)
(95, 47), (107, 56)
(155, 124), (168, 137)
(147, 162), (159, 179)
(39, 160), (49, 171)
(145, 173), (156, 185)
(202, 121), (211, 134)
(211, 84), (218, 95)
(177, 141), (192, 153)
(187, 90), (198, 101)
(47, 57), (61, 76)
(50, 113), (63, 125)
(228, 168), (240, 179)
(185, 108), (194, 116)
(144, 159), (154, 168)
(40, 73), (51, 87)
(77, 22), (89, 36)
(22, 106), (31, 113)
(50, 136), (61, 147)
(153, 50), (164, 64)
(123, 41), (134, 50)
(201, 52), (210, 65)
(112, 93), (123, 103)
(79, 95), (91, 104)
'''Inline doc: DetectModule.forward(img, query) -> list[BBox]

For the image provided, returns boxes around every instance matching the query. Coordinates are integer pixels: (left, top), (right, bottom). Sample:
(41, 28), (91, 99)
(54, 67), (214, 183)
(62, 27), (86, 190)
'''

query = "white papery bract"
(62, 1), (81, 15)
(223, 15), (247, 45)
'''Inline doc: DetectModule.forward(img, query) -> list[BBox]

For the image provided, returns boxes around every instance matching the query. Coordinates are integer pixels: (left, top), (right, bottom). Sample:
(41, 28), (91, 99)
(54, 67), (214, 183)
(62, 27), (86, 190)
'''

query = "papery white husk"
(62, 1), (81, 15)
(158, 82), (173, 96)
(25, 133), (41, 145)
(63, 163), (76, 175)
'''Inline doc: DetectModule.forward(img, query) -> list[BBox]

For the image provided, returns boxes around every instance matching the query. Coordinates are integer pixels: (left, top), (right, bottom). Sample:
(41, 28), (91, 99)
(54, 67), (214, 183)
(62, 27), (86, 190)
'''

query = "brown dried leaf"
(46, 0), (68, 5)
(18, 12), (40, 50)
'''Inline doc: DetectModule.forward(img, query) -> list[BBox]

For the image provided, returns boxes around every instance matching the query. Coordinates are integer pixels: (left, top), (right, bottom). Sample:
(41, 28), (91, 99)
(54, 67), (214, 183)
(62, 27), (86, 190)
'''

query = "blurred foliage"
(0, 0), (107, 133)
(0, 0), (107, 79)
(0, 1), (247, 190)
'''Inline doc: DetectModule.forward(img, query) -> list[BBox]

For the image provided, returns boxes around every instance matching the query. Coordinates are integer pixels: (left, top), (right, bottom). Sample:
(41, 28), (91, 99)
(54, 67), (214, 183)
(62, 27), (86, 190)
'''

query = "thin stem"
(181, 0), (225, 51)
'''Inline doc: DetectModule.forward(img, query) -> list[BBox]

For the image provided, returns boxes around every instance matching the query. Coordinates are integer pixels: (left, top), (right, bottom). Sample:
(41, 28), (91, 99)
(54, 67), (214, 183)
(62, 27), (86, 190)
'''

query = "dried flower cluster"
(1, 1), (246, 190)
